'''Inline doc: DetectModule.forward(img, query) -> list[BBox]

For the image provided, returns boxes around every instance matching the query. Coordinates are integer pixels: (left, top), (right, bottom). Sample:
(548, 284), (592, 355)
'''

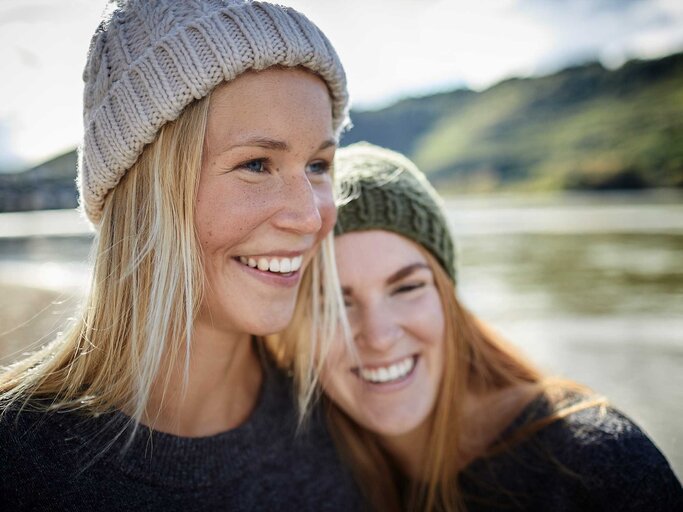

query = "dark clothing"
(460, 395), (683, 511)
(0, 360), (362, 511)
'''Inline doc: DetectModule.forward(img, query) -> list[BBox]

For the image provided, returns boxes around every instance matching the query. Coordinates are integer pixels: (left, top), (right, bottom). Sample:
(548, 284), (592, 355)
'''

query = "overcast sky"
(1, 0), (682, 170)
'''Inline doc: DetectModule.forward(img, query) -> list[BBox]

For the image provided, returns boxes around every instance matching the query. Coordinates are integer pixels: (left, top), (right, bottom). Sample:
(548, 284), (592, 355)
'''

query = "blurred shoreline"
(0, 283), (80, 362)
(1, 188), (682, 238)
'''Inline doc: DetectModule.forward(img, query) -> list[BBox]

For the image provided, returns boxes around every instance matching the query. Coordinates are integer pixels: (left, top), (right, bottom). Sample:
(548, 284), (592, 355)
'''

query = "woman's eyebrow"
(341, 263), (429, 295)
(386, 263), (429, 285)
(225, 137), (289, 152)
(318, 139), (337, 151)
(223, 137), (337, 153)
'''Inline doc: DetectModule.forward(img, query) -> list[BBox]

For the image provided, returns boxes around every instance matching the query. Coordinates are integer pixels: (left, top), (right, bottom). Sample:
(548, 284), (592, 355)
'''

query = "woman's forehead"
(204, 68), (334, 153)
(335, 230), (428, 282)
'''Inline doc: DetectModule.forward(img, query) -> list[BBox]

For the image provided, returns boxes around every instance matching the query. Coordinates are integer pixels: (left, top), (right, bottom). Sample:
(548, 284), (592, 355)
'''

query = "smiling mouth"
(236, 255), (303, 275)
(353, 355), (418, 385)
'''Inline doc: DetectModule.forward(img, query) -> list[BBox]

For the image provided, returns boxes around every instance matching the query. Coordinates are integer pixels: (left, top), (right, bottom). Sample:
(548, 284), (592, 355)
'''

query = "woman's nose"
(356, 305), (403, 353)
(274, 172), (324, 235)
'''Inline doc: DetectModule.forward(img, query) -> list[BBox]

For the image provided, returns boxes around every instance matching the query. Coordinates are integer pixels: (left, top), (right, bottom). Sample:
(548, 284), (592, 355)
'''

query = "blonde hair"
(267, 191), (351, 423)
(0, 96), (209, 421)
(327, 245), (603, 512)
(0, 91), (345, 427)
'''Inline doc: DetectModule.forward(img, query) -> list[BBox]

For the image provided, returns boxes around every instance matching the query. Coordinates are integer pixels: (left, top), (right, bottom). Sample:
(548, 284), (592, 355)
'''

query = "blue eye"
(239, 159), (267, 173)
(307, 160), (330, 175)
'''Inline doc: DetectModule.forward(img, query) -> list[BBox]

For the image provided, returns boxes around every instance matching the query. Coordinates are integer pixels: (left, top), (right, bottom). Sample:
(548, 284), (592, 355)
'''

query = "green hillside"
(3, 53), (682, 214)
(343, 52), (683, 192)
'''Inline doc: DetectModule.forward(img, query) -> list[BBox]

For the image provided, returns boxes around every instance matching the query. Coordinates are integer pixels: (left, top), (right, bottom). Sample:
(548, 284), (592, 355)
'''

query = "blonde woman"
(0, 1), (361, 509)
(321, 143), (682, 511)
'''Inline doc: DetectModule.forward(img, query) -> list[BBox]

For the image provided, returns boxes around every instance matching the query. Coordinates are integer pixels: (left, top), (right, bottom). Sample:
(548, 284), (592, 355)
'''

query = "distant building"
(0, 149), (78, 212)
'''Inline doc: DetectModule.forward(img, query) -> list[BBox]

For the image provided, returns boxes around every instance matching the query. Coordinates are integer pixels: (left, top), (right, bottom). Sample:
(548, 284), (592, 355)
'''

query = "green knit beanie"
(334, 142), (457, 282)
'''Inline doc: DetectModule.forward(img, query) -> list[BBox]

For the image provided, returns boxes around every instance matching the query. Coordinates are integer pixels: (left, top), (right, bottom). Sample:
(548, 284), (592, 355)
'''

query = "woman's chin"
(252, 325), (289, 337)
(248, 311), (297, 337)
(200, 298), (298, 338)
(361, 413), (426, 439)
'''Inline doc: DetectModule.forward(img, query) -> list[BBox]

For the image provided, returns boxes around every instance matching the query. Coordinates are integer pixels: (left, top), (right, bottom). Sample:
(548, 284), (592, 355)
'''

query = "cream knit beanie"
(79, 0), (349, 227)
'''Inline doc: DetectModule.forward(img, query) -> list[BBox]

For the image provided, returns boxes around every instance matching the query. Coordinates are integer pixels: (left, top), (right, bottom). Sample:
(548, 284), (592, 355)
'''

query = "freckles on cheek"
(203, 230), (213, 248)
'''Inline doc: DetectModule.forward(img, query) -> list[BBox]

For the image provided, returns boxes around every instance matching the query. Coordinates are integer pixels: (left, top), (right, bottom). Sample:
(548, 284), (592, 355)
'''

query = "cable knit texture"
(79, 0), (349, 226)
(334, 142), (457, 282)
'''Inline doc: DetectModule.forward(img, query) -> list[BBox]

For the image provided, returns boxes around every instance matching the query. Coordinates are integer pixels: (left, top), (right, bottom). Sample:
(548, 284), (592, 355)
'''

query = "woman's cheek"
(317, 184), (337, 238)
(322, 336), (353, 390)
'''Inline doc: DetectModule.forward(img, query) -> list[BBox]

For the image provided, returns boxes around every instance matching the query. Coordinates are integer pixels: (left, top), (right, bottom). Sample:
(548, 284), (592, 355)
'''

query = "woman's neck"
(377, 384), (540, 479)
(144, 325), (263, 437)
(456, 384), (540, 465)
(378, 420), (432, 480)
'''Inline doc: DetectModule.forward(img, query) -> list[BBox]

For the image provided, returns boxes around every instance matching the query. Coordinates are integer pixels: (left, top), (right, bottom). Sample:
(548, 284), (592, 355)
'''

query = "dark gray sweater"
(0, 359), (362, 511)
(460, 396), (683, 511)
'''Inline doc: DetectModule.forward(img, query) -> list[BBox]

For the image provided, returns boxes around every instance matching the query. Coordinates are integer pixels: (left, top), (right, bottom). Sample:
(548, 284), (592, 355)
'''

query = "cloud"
(1, 0), (683, 165)
(292, 0), (553, 106)
(0, 0), (103, 166)
(515, 0), (683, 71)
(288, 0), (683, 107)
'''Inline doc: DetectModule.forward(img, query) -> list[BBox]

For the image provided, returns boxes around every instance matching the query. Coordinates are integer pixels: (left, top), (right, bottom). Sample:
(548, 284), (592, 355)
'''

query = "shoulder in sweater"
(461, 395), (682, 512)
(0, 364), (363, 511)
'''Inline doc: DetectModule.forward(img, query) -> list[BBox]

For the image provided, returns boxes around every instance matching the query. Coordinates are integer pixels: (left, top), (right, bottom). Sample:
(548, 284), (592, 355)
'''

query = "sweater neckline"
(57, 347), (296, 488)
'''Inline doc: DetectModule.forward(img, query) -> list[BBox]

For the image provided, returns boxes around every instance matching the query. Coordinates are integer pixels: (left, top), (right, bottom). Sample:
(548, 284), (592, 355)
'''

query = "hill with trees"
(2, 52), (683, 213)
(343, 52), (683, 192)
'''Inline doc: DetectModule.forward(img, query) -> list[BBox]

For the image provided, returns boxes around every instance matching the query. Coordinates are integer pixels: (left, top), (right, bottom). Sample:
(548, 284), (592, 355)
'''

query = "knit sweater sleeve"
(461, 400), (682, 512)
(557, 406), (683, 511)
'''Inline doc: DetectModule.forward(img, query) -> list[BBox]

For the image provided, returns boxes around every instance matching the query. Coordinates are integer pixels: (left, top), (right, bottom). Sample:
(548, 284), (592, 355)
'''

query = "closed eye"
(393, 282), (425, 295)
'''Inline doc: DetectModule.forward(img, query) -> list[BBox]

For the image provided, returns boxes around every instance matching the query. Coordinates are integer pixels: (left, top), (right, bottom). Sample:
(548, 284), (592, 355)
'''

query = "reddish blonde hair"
(327, 243), (602, 511)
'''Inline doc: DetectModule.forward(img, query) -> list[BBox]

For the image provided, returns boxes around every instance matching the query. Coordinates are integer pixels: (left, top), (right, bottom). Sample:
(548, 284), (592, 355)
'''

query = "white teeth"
(239, 255), (303, 274)
(359, 356), (415, 384)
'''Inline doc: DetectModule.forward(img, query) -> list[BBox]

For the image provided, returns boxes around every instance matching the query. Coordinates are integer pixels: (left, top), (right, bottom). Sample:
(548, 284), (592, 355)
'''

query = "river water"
(1, 191), (682, 476)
